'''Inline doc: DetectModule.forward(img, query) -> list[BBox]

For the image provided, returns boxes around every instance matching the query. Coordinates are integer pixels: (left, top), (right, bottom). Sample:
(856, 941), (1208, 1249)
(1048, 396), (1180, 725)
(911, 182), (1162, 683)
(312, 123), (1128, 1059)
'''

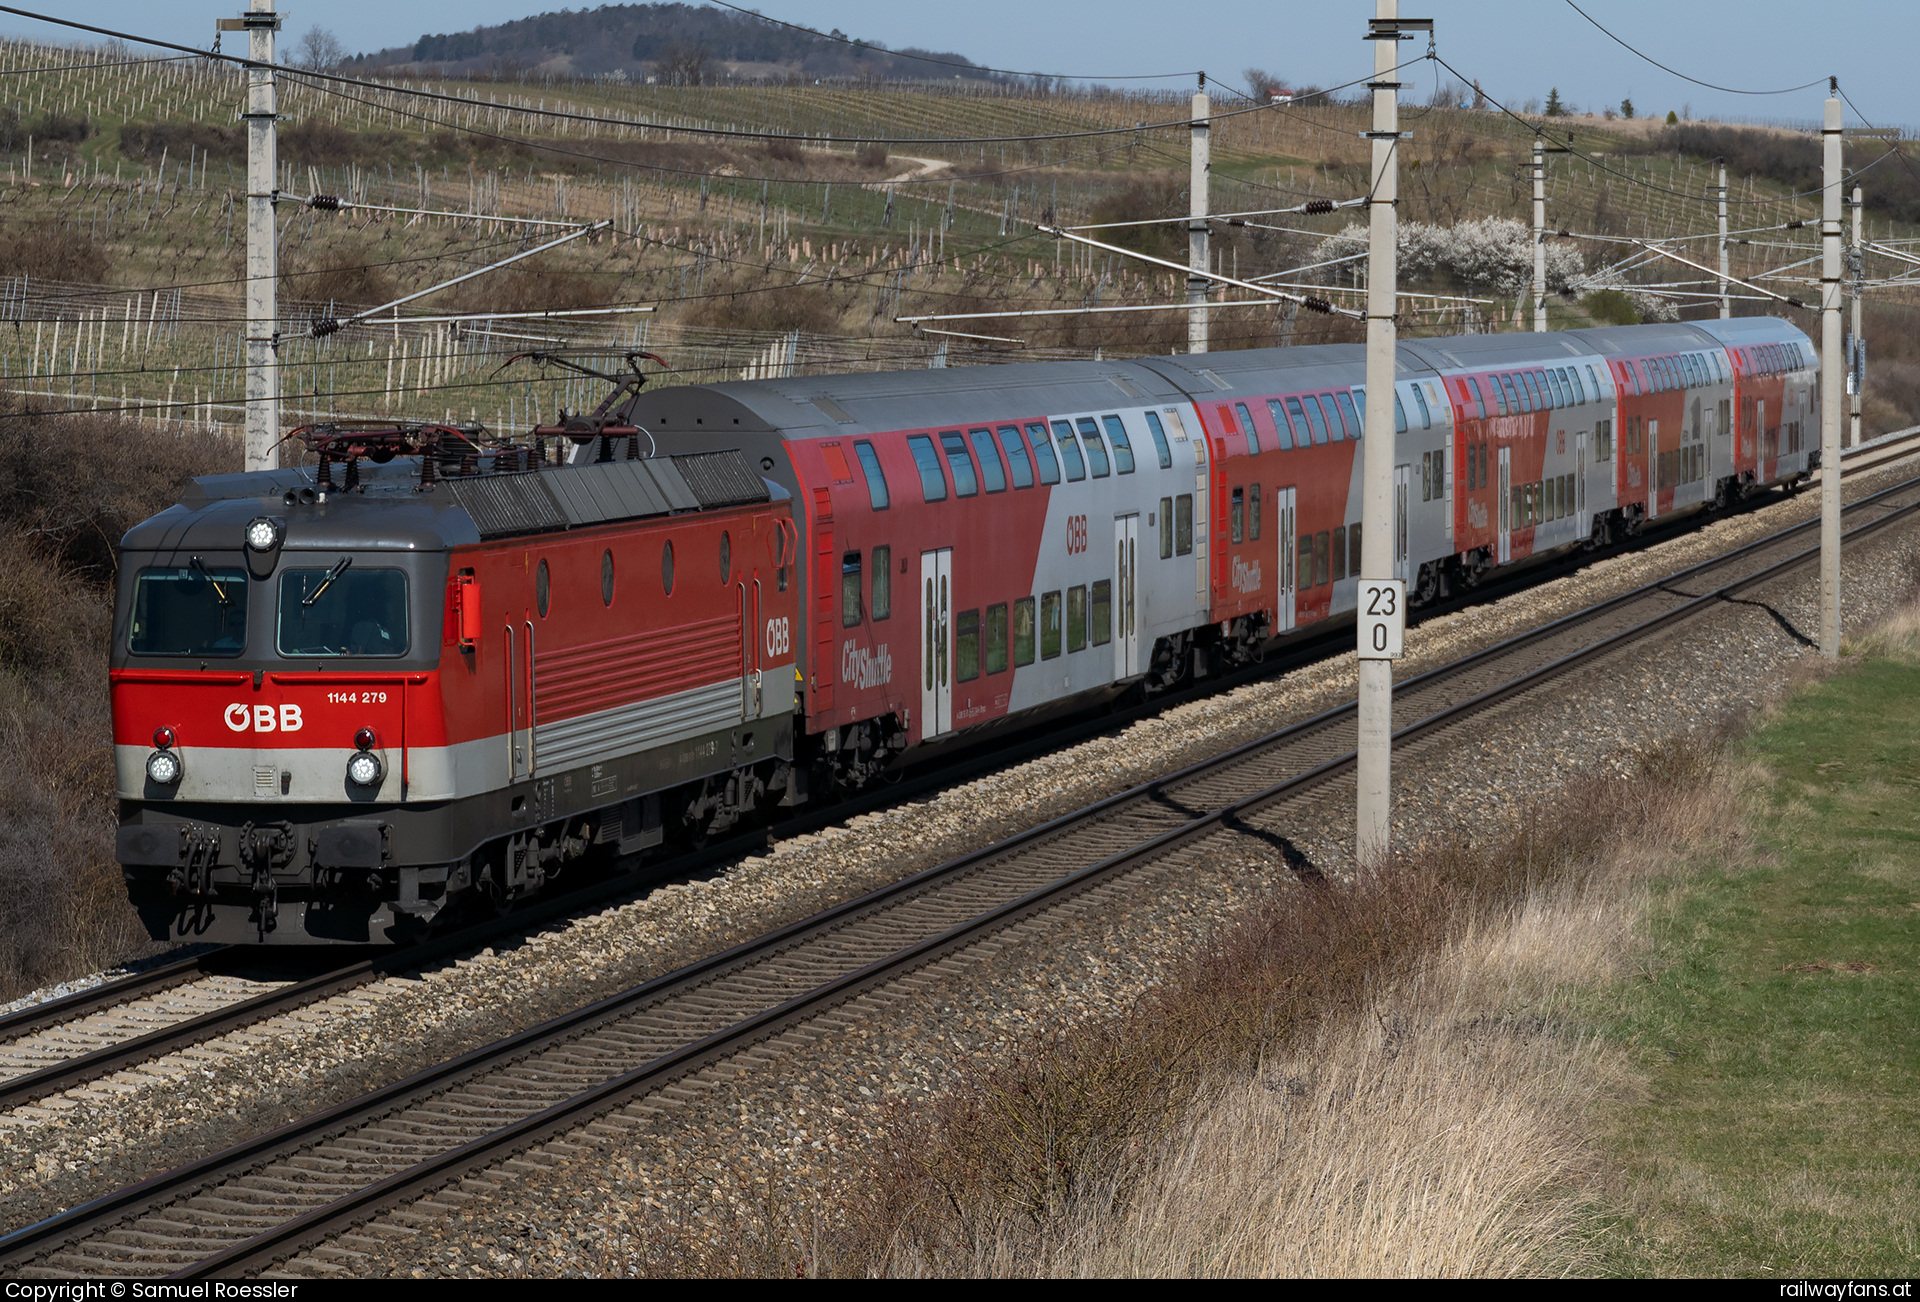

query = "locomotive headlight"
(146, 749), (182, 786)
(345, 750), (385, 787)
(245, 516), (284, 552)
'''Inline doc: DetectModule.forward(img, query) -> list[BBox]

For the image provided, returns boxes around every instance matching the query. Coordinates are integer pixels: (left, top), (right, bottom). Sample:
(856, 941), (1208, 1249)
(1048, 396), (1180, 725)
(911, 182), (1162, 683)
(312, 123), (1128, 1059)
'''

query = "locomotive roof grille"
(442, 451), (765, 540)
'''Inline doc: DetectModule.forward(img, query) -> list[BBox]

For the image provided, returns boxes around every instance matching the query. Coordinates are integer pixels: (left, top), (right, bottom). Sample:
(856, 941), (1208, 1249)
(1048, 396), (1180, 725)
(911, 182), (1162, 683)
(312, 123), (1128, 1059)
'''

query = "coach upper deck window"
(969, 429), (1008, 493)
(1301, 396), (1331, 446)
(277, 567), (408, 658)
(907, 435), (947, 502)
(1391, 389), (1408, 435)
(129, 563), (249, 657)
(853, 441), (889, 510)
(998, 426), (1036, 487)
(940, 432), (979, 497)
(1334, 391), (1360, 440)
(1051, 421), (1087, 480)
(1264, 400), (1296, 451)
(1466, 377), (1489, 419)
(1105, 416), (1138, 473)
(1076, 419), (1112, 478)
(1143, 411), (1174, 466)
(1026, 424), (1061, 484)
(1231, 405), (1258, 457)
(1410, 382), (1432, 428)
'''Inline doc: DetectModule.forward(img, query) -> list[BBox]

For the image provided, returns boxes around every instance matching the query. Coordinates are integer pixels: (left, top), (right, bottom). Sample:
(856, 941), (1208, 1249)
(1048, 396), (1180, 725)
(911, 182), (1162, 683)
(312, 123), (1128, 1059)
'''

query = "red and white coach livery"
(110, 317), (1817, 944)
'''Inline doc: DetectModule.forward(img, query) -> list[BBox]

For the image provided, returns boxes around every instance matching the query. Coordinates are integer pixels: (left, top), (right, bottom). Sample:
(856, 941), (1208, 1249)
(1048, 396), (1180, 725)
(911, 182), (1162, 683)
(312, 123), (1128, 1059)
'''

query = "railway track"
(9, 463), (1920, 1280)
(2, 435), (1911, 1117)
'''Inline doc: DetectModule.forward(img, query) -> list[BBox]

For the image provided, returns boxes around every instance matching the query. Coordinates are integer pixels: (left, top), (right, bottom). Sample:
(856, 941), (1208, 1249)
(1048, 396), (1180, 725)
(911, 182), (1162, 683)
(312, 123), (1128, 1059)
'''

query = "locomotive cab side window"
(278, 566), (409, 658)
(870, 545), (892, 620)
(129, 563), (249, 657)
(1052, 421), (1087, 481)
(1027, 423), (1061, 484)
(853, 441), (890, 510)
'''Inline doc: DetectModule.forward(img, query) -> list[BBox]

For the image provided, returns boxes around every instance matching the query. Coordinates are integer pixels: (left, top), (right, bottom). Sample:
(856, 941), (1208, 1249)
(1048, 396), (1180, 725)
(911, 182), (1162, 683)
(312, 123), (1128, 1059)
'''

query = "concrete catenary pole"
(1188, 74), (1210, 354)
(244, 0), (280, 470)
(1356, 0), (1405, 866)
(1531, 132), (1547, 331)
(1850, 185), (1864, 448)
(1728, 163), (1743, 320)
(1820, 86), (1843, 658)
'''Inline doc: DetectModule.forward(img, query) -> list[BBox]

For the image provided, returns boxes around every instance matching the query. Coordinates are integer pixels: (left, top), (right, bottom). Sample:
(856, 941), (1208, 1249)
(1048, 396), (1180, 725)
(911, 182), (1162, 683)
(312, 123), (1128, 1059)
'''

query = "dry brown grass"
(0, 405), (236, 998)
(820, 742), (1740, 1278)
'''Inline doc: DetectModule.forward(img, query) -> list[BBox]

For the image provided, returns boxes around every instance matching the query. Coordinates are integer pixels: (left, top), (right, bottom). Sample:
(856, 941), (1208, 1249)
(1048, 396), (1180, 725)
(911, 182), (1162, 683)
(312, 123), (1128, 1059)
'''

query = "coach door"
(1274, 485), (1297, 631)
(1497, 447), (1512, 564)
(920, 548), (952, 739)
(1393, 464), (1412, 582)
(1647, 418), (1661, 518)
(1114, 514), (1140, 679)
(1576, 431), (1589, 538)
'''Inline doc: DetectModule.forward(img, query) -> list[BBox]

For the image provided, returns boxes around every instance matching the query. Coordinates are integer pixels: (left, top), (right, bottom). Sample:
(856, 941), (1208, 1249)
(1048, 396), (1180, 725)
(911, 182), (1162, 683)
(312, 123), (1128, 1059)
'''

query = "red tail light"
(152, 727), (176, 750)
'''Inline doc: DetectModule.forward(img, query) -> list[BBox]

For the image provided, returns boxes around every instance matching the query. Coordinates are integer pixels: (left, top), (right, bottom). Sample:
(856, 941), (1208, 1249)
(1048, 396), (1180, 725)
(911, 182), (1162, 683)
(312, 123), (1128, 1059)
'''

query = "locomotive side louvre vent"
(670, 450), (773, 509)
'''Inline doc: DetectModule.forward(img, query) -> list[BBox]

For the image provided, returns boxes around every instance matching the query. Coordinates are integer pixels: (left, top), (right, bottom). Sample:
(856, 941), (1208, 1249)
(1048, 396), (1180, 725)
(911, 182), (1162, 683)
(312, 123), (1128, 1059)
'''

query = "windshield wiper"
(302, 555), (353, 607)
(190, 555), (231, 606)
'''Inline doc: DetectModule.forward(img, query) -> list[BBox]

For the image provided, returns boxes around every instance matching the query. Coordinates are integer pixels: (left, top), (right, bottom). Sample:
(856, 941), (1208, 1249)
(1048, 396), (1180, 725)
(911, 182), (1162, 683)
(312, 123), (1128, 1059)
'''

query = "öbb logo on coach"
(224, 704), (305, 732)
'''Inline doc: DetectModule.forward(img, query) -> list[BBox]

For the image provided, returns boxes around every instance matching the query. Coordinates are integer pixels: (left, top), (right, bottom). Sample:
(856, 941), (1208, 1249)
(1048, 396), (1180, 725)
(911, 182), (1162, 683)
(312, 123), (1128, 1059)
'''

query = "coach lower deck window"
(870, 546), (891, 620)
(1313, 531), (1330, 586)
(1175, 494), (1194, 556)
(1052, 421), (1086, 480)
(1014, 597), (1036, 666)
(907, 435), (947, 501)
(1298, 532), (1313, 589)
(941, 432), (980, 496)
(1077, 419), (1111, 477)
(998, 426), (1035, 488)
(278, 567), (409, 658)
(956, 609), (980, 682)
(1330, 526), (1347, 583)
(842, 552), (863, 626)
(1231, 487), (1245, 544)
(130, 563), (249, 657)
(1105, 415), (1138, 472)
(1067, 585), (1088, 652)
(1159, 497), (1174, 558)
(1091, 580), (1112, 647)
(986, 603), (1009, 674)
(970, 428), (1007, 492)
(1041, 591), (1062, 659)
(854, 441), (890, 510)
(1249, 484), (1263, 541)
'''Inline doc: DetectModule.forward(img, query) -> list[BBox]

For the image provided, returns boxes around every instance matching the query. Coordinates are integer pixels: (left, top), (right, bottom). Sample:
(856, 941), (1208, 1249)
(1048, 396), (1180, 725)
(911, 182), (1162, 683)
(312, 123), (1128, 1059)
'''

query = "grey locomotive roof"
(125, 449), (776, 553)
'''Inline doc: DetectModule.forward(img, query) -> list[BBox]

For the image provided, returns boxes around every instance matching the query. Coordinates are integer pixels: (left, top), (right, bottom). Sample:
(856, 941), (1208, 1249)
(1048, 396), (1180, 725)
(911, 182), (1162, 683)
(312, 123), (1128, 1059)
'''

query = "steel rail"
(6, 443), (1915, 1114)
(8, 471), (1917, 1278)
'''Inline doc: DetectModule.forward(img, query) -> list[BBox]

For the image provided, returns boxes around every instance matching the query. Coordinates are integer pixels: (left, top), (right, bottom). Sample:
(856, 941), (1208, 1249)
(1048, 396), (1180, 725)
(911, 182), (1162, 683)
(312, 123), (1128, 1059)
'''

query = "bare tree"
(295, 27), (347, 73)
(656, 44), (710, 87)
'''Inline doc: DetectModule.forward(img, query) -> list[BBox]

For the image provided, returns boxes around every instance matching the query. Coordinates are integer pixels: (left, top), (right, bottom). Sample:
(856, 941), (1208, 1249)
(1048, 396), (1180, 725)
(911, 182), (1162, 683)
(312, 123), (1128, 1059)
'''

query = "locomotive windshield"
(129, 563), (249, 656)
(276, 565), (410, 657)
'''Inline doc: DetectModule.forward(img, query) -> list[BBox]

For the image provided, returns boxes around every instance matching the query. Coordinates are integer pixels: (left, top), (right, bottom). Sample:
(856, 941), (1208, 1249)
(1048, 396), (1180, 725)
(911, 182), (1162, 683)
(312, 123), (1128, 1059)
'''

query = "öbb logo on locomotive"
(108, 315), (1817, 945)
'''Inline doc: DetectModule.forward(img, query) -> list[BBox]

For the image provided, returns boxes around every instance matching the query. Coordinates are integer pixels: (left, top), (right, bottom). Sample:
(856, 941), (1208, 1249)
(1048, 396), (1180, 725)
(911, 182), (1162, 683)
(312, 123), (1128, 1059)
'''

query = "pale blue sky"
(8, 1), (1912, 131)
